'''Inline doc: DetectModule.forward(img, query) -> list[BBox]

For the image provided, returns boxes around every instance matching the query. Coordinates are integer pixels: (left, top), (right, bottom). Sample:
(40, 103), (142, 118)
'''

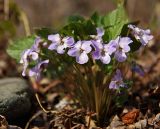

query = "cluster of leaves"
(8, 4), (142, 61)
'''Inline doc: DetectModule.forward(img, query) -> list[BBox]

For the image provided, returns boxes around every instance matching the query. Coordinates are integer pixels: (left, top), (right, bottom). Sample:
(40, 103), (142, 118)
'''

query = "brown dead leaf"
(121, 109), (140, 125)
(152, 113), (160, 126)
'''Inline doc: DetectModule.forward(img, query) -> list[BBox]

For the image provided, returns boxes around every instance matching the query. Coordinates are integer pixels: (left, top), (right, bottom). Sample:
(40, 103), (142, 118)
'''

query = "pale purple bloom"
(31, 36), (42, 51)
(67, 40), (92, 64)
(20, 49), (30, 76)
(108, 36), (133, 62)
(109, 69), (125, 89)
(48, 34), (74, 54)
(20, 37), (41, 76)
(90, 27), (104, 40)
(132, 63), (145, 76)
(96, 27), (105, 38)
(91, 27), (112, 64)
(128, 24), (153, 46)
(92, 41), (112, 64)
(29, 60), (49, 80)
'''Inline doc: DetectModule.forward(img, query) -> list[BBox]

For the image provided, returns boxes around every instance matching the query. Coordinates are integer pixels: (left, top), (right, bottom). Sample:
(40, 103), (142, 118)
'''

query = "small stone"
(55, 96), (70, 110)
(0, 78), (33, 121)
(139, 119), (147, 128)
(127, 124), (135, 129)
(109, 115), (124, 128)
(127, 119), (147, 129)
(134, 121), (142, 128)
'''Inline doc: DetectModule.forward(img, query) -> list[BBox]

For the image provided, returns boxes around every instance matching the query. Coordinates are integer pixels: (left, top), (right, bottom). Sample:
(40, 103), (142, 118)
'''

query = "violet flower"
(91, 27), (112, 64)
(109, 69), (125, 89)
(20, 37), (42, 76)
(90, 27), (104, 42)
(132, 63), (145, 76)
(29, 60), (49, 80)
(48, 34), (74, 54)
(67, 40), (92, 64)
(108, 36), (133, 62)
(128, 24), (153, 46)
(96, 27), (105, 38)
(92, 41), (112, 64)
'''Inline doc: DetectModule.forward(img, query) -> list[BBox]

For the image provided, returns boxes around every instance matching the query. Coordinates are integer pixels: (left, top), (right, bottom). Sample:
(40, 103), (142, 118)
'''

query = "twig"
(87, 113), (91, 129)
(4, 0), (9, 20)
(35, 93), (57, 114)
(35, 93), (50, 113)
(24, 110), (43, 129)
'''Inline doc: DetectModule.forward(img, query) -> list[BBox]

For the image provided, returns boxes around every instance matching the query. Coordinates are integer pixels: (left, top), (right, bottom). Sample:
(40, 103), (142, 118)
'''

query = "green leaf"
(102, 5), (128, 41)
(129, 36), (142, 52)
(60, 19), (96, 40)
(90, 12), (102, 26)
(102, 6), (127, 27)
(115, 89), (128, 107)
(7, 36), (35, 62)
(67, 15), (85, 23)
(34, 27), (55, 39)
(83, 20), (97, 35)
(104, 21), (127, 42)
(60, 22), (85, 40)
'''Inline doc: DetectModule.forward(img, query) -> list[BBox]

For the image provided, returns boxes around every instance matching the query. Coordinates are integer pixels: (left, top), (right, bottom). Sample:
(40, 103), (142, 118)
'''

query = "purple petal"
(20, 49), (30, 64)
(140, 35), (153, 46)
(29, 67), (37, 77)
(48, 34), (60, 42)
(63, 37), (74, 47)
(20, 49), (31, 76)
(114, 50), (127, 62)
(48, 42), (58, 50)
(37, 60), (49, 70)
(92, 50), (101, 59)
(113, 69), (122, 81)
(57, 45), (65, 54)
(128, 24), (153, 45)
(81, 41), (92, 53)
(32, 37), (42, 51)
(119, 37), (132, 52)
(103, 44), (110, 53)
(96, 27), (104, 37)
(67, 48), (78, 57)
(92, 40), (103, 50)
(22, 62), (28, 76)
(74, 41), (82, 49)
(109, 81), (118, 89)
(30, 52), (39, 60)
(132, 64), (145, 76)
(144, 29), (151, 34)
(29, 68), (41, 81)
(109, 69), (124, 89)
(29, 60), (49, 80)
(100, 53), (111, 64)
(107, 40), (117, 54)
(76, 51), (89, 64)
